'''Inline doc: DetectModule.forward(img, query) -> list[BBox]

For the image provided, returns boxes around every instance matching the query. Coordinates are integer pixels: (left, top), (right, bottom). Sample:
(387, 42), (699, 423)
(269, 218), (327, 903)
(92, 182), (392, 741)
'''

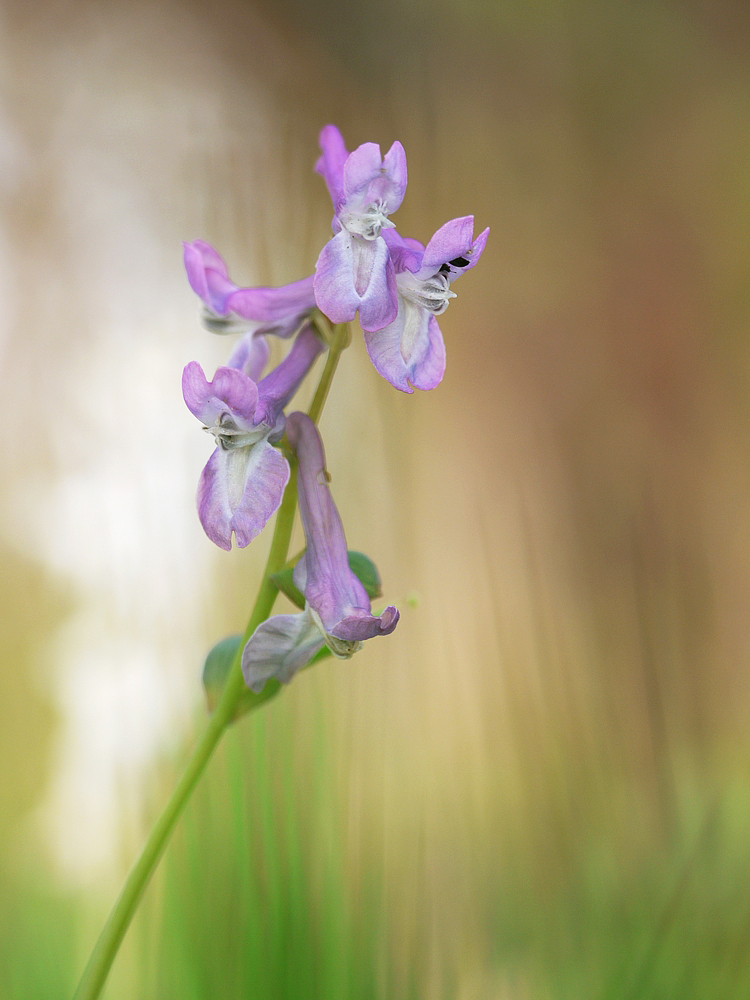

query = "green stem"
(308, 322), (349, 425)
(72, 467), (298, 1000)
(72, 327), (348, 1000)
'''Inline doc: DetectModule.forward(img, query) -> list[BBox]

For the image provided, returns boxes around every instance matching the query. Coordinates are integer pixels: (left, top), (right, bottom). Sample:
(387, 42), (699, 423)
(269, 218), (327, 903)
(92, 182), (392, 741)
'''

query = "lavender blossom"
(358, 216), (490, 393)
(184, 240), (317, 376)
(183, 325), (324, 550)
(313, 125), (406, 333)
(242, 412), (399, 692)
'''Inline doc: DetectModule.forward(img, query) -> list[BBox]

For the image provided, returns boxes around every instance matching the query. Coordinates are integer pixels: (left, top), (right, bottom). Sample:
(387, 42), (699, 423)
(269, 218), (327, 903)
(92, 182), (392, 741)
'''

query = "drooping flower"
(183, 240), (316, 361)
(242, 412), (399, 692)
(313, 125), (406, 333)
(183, 325), (324, 550)
(360, 216), (490, 393)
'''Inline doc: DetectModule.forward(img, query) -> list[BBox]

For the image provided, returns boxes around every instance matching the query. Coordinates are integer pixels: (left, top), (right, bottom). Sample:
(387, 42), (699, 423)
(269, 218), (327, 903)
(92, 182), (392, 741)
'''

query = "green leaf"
(201, 634), (282, 723)
(347, 551), (382, 599)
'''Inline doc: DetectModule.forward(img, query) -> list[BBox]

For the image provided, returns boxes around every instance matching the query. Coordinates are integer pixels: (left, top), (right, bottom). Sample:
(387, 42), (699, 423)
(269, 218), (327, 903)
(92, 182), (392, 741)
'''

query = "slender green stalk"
(72, 329), (347, 1000)
(308, 322), (349, 425)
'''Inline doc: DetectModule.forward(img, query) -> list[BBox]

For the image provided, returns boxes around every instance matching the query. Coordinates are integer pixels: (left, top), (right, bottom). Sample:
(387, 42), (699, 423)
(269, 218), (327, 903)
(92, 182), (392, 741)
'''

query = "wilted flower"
(313, 125), (406, 333)
(183, 325), (324, 550)
(242, 411), (399, 692)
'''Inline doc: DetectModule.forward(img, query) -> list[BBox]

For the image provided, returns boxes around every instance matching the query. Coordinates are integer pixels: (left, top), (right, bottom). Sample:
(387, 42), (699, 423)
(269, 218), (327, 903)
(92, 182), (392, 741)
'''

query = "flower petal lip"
(418, 216), (490, 279)
(315, 124), (349, 210)
(182, 361), (260, 427)
(314, 231), (398, 331)
(362, 306), (446, 394)
(197, 440), (290, 551)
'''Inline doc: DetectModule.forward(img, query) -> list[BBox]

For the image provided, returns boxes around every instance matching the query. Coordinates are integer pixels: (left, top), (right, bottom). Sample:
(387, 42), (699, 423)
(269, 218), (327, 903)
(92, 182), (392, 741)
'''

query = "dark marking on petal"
(448, 256), (470, 268)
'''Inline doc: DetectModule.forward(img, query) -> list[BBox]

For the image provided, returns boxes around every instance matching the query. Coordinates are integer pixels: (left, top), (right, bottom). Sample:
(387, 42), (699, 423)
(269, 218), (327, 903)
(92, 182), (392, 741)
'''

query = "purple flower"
(360, 216), (490, 393)
(183, 240), (316, 357)
(313, 125), (407, 333)
(183, 325), (324, 550)
(242, 412), (399, 692)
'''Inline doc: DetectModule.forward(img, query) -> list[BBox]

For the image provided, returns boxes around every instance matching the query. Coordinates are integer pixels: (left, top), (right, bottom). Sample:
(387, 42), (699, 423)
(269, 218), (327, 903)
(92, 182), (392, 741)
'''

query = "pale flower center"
(397, 271), (457, 316)
(339, 199), (396, 241)
(310, 607), (364, 659)
(205, 412), (267, 451)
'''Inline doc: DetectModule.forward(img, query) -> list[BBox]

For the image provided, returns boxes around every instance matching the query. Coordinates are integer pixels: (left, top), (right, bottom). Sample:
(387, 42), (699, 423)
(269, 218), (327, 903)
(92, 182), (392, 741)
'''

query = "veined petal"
(182, 361), (259, 427)
(242, 609), (325, 692)
(254, 324), (324, 427)
(223, 274), (316, 327)
(362, 302), (446, 393)
(342, 142), (386, 203)
(315, 124), (349, 210)
(226, 334), (270, 381)
(197, 439), (289, 550)
(286, 413), (371, 630)
(419, 217), (490, 279)
(314, 231), (397, 331)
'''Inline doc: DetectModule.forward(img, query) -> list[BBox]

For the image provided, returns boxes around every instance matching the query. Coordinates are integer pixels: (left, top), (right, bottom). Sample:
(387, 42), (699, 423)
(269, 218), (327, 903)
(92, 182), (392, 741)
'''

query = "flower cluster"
(183, 125), (487, 692)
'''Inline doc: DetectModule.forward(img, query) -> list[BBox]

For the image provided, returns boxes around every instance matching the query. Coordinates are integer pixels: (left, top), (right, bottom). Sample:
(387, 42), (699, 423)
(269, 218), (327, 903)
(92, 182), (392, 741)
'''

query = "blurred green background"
(3, 0), (750, 996)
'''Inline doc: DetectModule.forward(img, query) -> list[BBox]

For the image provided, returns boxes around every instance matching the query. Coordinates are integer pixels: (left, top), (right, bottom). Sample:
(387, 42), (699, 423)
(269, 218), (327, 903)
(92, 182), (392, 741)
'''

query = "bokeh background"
(2, 0), (750, 996)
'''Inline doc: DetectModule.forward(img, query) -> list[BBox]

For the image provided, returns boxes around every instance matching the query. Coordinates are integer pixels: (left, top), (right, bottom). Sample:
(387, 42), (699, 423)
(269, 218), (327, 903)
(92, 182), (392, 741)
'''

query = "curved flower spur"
(182, 325), (324, 550)
(242, 411), (399, 693)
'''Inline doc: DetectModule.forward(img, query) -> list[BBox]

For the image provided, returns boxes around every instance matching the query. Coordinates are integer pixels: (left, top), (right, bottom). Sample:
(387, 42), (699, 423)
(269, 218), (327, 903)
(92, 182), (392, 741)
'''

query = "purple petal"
(362, 304), (446, 393)
(182, 361), (259, 426)
(184, 240), (227, 295)
(222, 274), (316, 329)
(197, 439), (289, 550)
(226, 334), (270, 381)
(315, 124), (349, 210)
(329, 606), (400, 641)
(380, 141), (407, 214)
(408, 314), (446, 391)
(382, 228), (424, 274)
(285, 413), (371, 630)
(341, 140), (408, 216)
(242, 610), (325, 692)
(254, 324), (324, 426)
(314, 231), (397, 331)
(342, 142), (385, 202)
(419, 217), (490, 279)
